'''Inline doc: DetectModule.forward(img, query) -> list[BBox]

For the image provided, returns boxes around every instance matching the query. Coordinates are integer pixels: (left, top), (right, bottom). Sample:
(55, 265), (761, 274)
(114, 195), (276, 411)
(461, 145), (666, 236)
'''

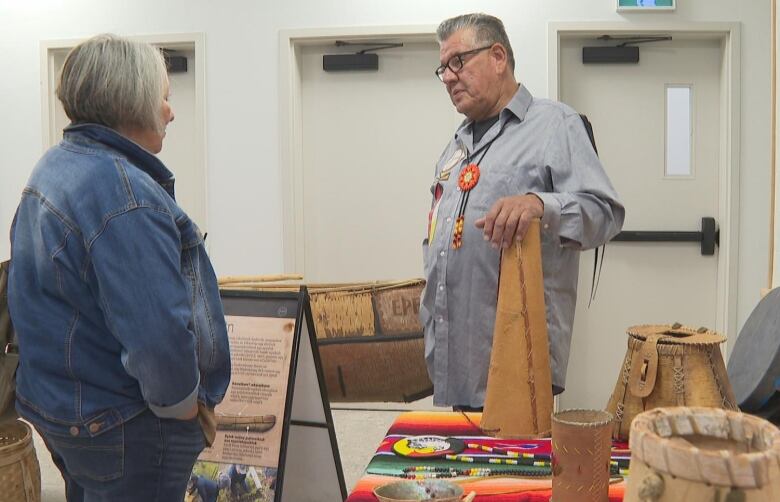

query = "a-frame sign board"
(276, 287), (347, 501)
(191, 287), (346, 502)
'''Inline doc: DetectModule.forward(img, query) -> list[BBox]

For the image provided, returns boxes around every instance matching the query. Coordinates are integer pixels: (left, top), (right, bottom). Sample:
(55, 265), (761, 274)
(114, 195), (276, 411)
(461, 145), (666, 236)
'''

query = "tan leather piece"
(197, 402), (217, 447)
(629, 333), (663, 398)
(481, 220), (553, 438)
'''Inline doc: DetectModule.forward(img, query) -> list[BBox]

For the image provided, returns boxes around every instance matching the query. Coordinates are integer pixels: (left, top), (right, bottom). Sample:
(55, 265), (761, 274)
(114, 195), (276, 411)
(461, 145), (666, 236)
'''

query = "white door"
(155, 47), (209, 230)
(558, 36), (724, 409)
(299, 40), (460, 282)
(46, 44), (207, 230)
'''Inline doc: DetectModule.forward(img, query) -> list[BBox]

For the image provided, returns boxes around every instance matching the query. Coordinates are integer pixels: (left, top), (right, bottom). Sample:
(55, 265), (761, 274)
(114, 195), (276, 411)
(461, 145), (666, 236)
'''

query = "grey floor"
(33, 398), (438, 501)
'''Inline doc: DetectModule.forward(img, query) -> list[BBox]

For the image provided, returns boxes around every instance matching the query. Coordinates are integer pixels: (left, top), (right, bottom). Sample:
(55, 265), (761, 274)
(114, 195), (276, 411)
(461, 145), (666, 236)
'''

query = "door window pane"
(666, 85), (692, 177)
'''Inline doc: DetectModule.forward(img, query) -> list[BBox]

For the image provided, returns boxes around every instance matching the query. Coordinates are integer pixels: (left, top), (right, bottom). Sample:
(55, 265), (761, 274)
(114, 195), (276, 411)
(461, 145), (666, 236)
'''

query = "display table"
(346, 411), (628, 501)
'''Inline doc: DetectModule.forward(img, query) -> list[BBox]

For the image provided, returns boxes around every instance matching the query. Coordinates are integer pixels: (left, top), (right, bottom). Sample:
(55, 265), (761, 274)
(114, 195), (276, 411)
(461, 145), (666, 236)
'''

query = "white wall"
(0, 0), (770, 332)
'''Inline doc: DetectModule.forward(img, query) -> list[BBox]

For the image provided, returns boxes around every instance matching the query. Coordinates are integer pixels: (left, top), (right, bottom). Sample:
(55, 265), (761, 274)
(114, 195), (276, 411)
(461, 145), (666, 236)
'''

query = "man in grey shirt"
(421, 13), (625, 410)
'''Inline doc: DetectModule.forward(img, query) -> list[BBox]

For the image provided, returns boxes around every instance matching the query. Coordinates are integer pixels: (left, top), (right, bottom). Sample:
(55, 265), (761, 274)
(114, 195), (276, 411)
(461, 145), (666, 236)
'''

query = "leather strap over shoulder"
(0, 260), (12, 349)
(629, 333), (664, 398)
(0, 259), (19, 423)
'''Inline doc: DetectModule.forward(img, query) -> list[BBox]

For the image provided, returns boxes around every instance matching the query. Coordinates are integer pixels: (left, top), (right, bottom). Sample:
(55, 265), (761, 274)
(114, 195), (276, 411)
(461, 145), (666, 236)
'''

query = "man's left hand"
(475, 194), (544, 249)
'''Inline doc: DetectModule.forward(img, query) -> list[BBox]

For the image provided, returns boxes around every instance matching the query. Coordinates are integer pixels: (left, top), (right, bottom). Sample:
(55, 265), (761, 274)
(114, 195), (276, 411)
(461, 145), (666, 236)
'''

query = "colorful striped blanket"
(346, 411), (628, 501)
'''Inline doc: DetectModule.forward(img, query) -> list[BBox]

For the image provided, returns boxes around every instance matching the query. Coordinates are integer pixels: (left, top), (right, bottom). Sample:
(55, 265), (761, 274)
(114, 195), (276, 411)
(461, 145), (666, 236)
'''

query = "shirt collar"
(503, 84), (533, 122)
(455, 84), (533, 154)
(63, 123), (176, 198)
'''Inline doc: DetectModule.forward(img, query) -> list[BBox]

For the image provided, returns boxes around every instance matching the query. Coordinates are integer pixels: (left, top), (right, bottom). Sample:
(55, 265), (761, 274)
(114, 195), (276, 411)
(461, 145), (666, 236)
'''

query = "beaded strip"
(388, 464), (629, 480)
(610, 459), (630, 477)
(465, 442), (550, 459)
(451, 165), (479, 249)
(445, 454), (550, 467)
(393, 466), (552, 479)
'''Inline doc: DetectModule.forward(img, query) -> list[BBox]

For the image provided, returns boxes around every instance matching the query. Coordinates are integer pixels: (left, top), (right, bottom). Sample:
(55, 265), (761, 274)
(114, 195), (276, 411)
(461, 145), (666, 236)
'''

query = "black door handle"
(611, 217), (718, 256)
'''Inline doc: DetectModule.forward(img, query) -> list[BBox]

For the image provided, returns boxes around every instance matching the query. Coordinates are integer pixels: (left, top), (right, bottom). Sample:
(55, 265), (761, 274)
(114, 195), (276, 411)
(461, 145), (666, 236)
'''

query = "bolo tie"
(452, 118), (511, 249)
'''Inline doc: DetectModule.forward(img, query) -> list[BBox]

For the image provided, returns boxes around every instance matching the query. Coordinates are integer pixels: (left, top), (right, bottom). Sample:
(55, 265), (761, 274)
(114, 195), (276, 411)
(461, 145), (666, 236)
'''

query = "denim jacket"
(8, 123), (231, 438)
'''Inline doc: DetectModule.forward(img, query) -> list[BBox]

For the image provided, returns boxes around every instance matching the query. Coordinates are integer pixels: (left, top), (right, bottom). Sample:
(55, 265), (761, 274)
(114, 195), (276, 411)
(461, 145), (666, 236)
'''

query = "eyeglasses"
(435, 45), (493, 82)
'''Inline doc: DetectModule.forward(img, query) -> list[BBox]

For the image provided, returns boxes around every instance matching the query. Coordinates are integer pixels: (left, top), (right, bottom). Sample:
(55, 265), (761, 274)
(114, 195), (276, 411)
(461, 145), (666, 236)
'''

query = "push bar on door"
(611, 217), (718, 256)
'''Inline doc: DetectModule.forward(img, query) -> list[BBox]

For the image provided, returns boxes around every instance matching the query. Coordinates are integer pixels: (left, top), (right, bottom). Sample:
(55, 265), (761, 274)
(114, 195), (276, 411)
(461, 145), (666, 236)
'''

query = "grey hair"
(57, 34), (168, 134)
(436, 13), (515, 71)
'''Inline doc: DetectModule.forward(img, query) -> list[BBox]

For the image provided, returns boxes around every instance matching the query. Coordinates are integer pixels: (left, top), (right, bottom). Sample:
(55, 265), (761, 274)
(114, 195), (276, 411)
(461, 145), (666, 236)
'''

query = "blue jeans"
(37, 409), (205, 502)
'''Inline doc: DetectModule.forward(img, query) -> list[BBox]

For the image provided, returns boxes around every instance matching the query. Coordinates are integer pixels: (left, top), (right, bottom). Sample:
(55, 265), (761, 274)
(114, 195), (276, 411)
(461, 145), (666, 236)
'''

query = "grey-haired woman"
(8, 34), (230, 501)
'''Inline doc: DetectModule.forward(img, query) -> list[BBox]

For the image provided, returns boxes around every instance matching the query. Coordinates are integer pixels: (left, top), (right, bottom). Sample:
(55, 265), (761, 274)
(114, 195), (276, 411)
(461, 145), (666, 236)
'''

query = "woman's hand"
(177, 403), (199, 420)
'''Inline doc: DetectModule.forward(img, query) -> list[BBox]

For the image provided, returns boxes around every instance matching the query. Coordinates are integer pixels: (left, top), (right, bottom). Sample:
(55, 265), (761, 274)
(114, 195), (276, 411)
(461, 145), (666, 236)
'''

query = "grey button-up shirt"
(421, 85), (624, 407)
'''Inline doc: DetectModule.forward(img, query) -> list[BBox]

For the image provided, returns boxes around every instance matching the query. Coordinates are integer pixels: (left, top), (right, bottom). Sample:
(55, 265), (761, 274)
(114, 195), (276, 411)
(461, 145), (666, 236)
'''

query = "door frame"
(549, 22), (741, 350)
(279, 25), (436, 277)
(40, 33), (209, 232)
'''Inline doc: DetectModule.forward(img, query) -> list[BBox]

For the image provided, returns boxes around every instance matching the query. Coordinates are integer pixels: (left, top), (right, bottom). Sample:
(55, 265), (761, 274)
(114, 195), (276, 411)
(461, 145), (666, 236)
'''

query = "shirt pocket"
(469, 164), (516, 212)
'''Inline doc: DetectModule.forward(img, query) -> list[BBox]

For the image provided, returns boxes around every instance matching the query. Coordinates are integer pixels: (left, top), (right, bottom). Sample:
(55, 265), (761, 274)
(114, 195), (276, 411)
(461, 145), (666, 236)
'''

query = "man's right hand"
(475, 193), (544, 249)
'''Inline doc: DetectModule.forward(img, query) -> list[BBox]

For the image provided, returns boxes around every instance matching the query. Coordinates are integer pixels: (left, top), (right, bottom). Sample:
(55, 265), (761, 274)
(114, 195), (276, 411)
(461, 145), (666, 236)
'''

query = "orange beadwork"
(458, 164), (480, 191)
(452, 216), (465, 249)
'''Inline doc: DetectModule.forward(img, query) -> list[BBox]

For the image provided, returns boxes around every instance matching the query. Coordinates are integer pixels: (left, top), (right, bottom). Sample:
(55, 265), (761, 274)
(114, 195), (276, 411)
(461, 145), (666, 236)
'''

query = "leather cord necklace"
(452, 118), (512, 249)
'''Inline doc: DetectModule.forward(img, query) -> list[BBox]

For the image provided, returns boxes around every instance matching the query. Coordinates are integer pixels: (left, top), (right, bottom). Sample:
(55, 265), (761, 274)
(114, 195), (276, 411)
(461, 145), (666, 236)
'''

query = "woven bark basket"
(625, 407), (780, 501)
(606, 324), (738, 441)
(0, 420), (40, 502)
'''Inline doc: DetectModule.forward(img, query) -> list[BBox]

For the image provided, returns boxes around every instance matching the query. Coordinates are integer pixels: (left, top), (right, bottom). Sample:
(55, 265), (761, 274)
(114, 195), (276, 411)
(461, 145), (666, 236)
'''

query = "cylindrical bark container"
(551, 409), (613, 502)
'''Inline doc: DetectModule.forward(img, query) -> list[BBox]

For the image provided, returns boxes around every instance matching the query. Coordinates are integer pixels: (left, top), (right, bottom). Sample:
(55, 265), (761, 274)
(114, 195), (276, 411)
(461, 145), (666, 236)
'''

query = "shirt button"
(438, 284), (445, 291)
(446, 217), (452, 223)
(89, 422), (102, 434)
(437, 316), (444, 323)
(69, 426), (79, 436)
(440, 250), (445, 257)
(544, 224), (549, 229)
